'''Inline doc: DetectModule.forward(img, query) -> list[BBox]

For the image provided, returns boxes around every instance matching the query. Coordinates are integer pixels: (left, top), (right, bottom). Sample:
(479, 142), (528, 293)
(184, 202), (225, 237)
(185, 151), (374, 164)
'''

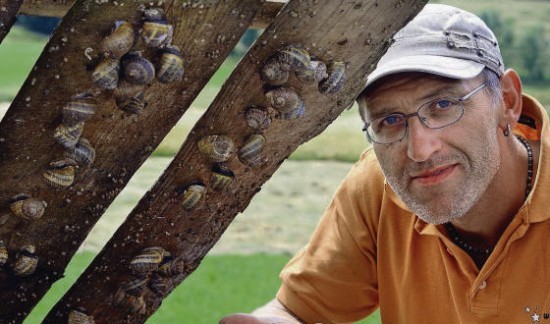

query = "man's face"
(364, 73), (503, 224)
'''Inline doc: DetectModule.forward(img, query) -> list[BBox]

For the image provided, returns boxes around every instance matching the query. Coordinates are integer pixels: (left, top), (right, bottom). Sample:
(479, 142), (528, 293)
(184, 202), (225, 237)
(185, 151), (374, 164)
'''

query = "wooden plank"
(44, 0), (428, 322)
(0, 0), (264, 321)
(0, 0), (24, 44)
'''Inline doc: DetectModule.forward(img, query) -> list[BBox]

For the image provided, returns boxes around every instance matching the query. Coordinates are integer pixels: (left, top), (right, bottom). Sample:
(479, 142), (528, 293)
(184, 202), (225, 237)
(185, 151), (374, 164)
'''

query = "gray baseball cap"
(365, 4), (505, 89)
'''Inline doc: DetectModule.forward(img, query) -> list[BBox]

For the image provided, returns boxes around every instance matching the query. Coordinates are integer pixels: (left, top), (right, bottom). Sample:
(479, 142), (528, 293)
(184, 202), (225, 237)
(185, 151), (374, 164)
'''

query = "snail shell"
(91, 57), (120, 90)
(275, 46), (311, 71)
(157, 258), (185, 277)
(238, 134), (266, 167)
(197, 135), (235, 163)
(12, 244), (38, 277)
(265, 87), (306, 119)
(116, 92), (148, 114)
(65, 138), (96, 166)
(121, 278), (149, 296)
(129, 246), (167, 277)
(157, 45), (184, 83)
(62, 99), (96, 126)
(318, 61), (346, 94)
(181, 182), (206, 211)
(100, 20), (135, 59)
(148, 274), (175, 297)
(42, 158), (78, 188)
(54, 122), (84, 149)
(68, 309), (95, 324)
(113, 288), (146, 315)
(143, 8), (165, 21)
(0, 240), (8, 266)
(295, 60), (328, 84)
(142, 19), (173, 48)
(210, 164), (235, 191)
(245, 106), (274, 130)
(114, 79), (146, 100)
(122, 51), (155, 85)
(9, 194), (47, 221)
(259, 56), (290, 86)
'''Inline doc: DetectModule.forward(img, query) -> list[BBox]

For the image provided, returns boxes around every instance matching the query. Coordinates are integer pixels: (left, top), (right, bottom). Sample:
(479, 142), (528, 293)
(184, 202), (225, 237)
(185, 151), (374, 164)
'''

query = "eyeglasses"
(362, 83), (487, 144)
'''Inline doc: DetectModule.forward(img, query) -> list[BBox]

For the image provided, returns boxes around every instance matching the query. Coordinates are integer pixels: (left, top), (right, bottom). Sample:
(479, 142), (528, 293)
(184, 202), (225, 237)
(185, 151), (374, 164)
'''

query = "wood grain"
(0, 0), (24, 43)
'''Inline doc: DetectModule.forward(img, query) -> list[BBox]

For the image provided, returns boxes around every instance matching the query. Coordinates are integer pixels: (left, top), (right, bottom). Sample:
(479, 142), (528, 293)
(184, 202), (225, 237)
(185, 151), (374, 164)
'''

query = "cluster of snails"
(0, 241), (39, 277)
(113, 247), (185, 314)
(91, 8), (184, 114)
(68, 308), (95, 324)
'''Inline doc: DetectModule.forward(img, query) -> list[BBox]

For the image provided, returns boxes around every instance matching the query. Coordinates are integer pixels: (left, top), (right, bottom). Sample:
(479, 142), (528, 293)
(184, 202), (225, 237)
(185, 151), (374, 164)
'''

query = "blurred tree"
(479, 10), (516, 68)
(520, 26), (548, 82)
(16, 15), (61, 35)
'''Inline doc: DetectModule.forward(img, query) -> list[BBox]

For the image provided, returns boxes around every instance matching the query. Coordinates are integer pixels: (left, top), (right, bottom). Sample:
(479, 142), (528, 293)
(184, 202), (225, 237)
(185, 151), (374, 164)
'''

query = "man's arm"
(219, 299), (302, 324)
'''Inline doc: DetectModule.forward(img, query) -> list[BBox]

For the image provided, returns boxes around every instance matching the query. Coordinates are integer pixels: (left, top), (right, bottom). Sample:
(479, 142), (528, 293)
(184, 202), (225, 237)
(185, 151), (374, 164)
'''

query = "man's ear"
(498, 69), (523, 130)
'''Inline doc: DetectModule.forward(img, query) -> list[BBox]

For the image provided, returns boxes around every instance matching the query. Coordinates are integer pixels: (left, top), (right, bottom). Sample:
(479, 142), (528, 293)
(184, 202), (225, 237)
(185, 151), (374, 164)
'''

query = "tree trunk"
(44, 0), (427, 322)
(0, 0), (264, 321)
(0, 0), (23, 44)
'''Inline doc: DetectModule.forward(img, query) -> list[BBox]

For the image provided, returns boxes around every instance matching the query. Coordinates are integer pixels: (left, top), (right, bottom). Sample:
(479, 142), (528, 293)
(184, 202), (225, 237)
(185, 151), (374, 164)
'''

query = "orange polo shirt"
(277, 94), (550, 323)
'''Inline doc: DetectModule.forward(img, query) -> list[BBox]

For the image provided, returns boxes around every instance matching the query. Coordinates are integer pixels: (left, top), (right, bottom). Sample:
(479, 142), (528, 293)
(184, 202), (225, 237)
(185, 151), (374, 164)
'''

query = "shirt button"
(446, 247), (453, 255)
(479, 280), (487, 290)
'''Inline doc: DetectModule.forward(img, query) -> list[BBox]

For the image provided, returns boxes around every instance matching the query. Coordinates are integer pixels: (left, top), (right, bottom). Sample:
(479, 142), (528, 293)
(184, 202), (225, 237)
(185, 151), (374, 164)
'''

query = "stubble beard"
(379, 132), (501, 225)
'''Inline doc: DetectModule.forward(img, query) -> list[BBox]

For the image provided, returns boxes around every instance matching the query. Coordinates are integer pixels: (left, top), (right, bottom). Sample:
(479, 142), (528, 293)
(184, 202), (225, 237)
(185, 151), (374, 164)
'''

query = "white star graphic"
(532, 313), (540, 322)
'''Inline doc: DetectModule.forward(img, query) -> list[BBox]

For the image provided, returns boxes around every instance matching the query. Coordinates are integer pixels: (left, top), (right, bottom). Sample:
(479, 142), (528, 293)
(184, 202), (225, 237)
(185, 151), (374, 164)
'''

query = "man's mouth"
(411, 164), (458, 185)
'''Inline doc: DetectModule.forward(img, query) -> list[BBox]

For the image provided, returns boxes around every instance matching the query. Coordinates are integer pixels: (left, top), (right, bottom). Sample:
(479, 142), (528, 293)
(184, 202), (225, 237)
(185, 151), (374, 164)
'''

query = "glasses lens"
(366, 114), (406, 144)
(418, 98), (464, 128)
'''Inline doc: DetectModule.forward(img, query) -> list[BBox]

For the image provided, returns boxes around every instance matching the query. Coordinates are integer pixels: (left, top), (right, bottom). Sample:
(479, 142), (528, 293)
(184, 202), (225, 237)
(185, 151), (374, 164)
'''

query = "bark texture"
(43, 0), (428, 322)
(0, 0), (24, 44)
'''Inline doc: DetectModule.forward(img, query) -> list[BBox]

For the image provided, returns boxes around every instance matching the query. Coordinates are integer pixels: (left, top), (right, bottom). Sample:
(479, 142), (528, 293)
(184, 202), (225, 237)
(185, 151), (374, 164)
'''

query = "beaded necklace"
(444, 136), (533, 265)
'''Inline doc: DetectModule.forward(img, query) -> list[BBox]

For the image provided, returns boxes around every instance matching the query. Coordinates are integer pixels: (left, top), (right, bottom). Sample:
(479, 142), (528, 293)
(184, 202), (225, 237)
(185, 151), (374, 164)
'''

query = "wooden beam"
(0, 0), (24, 43)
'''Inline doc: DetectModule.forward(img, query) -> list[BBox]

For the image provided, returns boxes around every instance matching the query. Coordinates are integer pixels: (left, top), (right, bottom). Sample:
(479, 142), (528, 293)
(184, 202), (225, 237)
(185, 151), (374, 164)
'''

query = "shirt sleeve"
(276, 148), (383, 323)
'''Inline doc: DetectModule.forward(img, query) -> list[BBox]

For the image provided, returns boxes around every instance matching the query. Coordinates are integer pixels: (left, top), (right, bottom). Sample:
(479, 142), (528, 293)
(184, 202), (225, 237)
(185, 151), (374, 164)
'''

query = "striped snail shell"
(210, 163), (235, 191)
(68, 308), (95, 324)
(149, 274), (175, 297)
(0, 240), (8, 266)
(245, 106), (273, 130)
(197, 135), (235, 163)
(116, 92), (148, 114)
(121, 278), (149, 296)
(9, 194), (47, 221)
(114, 79), (145, 99)
(157, 45), (184, 83)
(12, 244), (38, 277)
(121, 51), (155, 85)
(91, 57), (120, 90)
(274, 46), (311, 71)
(181, 182), (206, 211)
(65, 137), (96, 166)
(100, 20), (135, 59)
(42, 158), (78, 188)
(142, 9), (173, 48)
(238, 134), (266, 167)
(62, 97), (96, 126)
(113, 288), (146, 315)
(259, 56), (290, 86)
(129, 246), (168, 277)
(295, 60), (328, 84)
(157, 258), (185, 277)
(265, 87), (306, 120)
(54, 122), (84, 149)
(318, 61), (346, 94)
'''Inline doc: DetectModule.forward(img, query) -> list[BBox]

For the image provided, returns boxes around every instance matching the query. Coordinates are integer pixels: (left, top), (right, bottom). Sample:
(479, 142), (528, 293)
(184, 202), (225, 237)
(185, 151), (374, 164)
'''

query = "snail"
(295, 60), (328, 84)
(265, 87), (306, 120)
(54, 122), (84, 149)
(259, 56), (290, 86)
(68, 308), (95, 324)
(12, 244), (38, 277)
(238, 134), (266, 167)
(99, 20), (135, 59)
(42, 158), (78, 188)
(0, 240), (8, 266)
(142, 8), (173, 48)
(65, 137), (96, 166)
(210, 164), (235, 191)
(244, 106), (274, 130)
(116, 92), (148, 114)
(62, 96), (96, 126)
(157, 258), (185, 277)
(120, 278), (149, 296)
(197, 135), (235, 163)
(181, 182), (206, 211)
(114, 79), (146, 100)
(9, 194), (47, 221)
(148, 274), (175, 297)
(274, 46), (311, 71)
(113, 288), (147, 315)
(121, 51), (155, 85)
(156, 45), (184, 83)
(129, 246), (169, 277)
(91, 57), (120, 90)
(318, 61), (346, 94)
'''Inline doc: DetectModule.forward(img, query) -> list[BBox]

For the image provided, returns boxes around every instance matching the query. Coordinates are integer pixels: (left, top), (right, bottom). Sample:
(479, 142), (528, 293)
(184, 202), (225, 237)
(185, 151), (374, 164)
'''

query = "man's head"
(357, 4), (524, 224)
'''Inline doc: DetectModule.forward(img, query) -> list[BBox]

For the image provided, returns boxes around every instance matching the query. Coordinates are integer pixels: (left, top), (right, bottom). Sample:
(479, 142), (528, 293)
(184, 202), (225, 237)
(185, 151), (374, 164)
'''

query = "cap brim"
(365, 55), (485, 89)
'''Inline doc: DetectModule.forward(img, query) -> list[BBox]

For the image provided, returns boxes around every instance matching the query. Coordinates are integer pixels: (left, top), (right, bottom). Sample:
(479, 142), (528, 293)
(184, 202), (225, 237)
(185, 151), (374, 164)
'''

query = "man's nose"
(406, 117), (441, 162)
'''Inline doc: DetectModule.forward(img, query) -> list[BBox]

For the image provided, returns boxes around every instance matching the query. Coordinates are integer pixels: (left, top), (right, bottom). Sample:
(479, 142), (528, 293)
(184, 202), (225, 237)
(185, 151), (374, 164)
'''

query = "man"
(222, 4), (548, 323)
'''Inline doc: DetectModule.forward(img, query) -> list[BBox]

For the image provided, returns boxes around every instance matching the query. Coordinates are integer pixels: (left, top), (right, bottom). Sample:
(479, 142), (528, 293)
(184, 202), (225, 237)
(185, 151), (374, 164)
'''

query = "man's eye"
(381, 115), (404, 126)
(435, 99), (454, 109)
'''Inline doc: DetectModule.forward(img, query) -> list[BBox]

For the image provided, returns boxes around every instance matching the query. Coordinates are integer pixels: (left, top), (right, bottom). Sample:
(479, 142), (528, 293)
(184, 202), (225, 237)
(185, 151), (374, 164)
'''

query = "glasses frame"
(362, 83), (487, 144)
